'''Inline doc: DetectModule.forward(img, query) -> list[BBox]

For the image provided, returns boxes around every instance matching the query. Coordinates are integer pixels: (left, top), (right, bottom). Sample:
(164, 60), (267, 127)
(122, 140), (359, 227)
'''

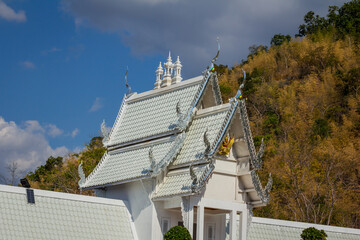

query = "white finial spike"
(172, 56), (182, 84)
(162, 51), (174, 87)
(155, 62), (163, 89)
(168, 51), (172, 61)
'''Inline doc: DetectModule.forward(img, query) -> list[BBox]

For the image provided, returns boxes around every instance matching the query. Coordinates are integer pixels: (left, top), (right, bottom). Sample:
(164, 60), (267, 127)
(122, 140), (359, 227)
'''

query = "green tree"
(301, 227), (327, 240)
(271, 34), (291, 46)
(164, 226), (192, 240)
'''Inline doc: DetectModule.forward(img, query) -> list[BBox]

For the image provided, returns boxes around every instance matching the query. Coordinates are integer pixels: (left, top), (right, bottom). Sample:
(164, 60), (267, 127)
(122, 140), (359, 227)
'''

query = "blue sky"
(0, 0), (347, 181)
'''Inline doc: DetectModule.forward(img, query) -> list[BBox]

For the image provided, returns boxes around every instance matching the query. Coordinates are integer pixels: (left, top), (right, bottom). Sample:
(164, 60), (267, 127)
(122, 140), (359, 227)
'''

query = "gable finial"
(162, 51), (173, 87)
(208, 37), (220, 73)
(155, 62), (163, 89)
(124, 66), (134, 98)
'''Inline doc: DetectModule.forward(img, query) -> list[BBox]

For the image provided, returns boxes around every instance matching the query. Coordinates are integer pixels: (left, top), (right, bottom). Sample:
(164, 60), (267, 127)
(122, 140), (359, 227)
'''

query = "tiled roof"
(248, 217), (360, 240)
(107, 76), (203, 146)
(152, 164), (208, 199)
(153, 102), (239, 199)
(82, 137), (178, 188)
(0, 185), (135, 240)
(172, 104), (231, 166)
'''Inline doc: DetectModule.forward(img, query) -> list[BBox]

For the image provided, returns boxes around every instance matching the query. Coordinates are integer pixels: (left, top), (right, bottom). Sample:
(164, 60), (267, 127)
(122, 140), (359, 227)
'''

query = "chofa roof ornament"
(124, 66), (134, 99)
(208, 37), (220, 73)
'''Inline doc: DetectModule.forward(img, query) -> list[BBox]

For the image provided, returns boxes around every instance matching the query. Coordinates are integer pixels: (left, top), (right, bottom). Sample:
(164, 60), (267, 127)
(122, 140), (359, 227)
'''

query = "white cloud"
(0, 0), (26, 22)
(71, 128), (79, 138)
(42, 47), (62, 55)
(0, 117), (69, 183)
(46, 124), (64, 137)
(89, 97), (103, 112)
(72, 146), (83, 153)
(20, 61), (36, 69)
(61, 0), (348, 75)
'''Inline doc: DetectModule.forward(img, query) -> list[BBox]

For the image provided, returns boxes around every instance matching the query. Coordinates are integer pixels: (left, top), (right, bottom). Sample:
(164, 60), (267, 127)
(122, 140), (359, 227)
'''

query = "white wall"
(106, 179), (156, 240)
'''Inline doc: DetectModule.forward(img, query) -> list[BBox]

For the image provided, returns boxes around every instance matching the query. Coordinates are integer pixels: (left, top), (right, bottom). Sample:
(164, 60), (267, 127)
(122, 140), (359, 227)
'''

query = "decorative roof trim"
(175, 72), (215, 131)
(109, 133), (178, 153)
(239, 99), (273, 204)
(208, 98), (239, 156)
(191, 161), (215, 193)
(82, 175), (151, 190)
(105, 95), (128, 147)
(108, 129), (180, 150)
(152, 191), (195, 201)
(150, 132), (186, 176)
(250, 170), (272, 204)
(83, 134), (184, 189)
(81, 151), (108, 189)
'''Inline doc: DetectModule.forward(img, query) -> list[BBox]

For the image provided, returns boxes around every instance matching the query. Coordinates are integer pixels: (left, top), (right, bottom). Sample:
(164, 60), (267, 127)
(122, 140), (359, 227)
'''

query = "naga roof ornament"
(148, 147), (156, 173)
(176, 100), (184, 119)
(124, 66), (134, 99)
(203, 129), (211, 155)
(189, 164), (198, 192)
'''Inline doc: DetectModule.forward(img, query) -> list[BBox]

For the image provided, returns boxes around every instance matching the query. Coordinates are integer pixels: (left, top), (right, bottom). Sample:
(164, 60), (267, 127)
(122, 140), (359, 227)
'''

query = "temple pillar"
(239, 210), (247, 240)
(196, 205), (204, 240)
(181, 196), (194, 238)
(230, 209), (237, 240)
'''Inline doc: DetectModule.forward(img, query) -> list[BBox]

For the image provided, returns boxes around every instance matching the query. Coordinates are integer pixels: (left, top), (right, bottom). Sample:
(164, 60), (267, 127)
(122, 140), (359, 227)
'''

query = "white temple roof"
(0, 185), (136, 240)
(106, 76), (203, 147)
(82, 136), (178, 188)
(171, 103), (231, 167)
(152, 164), (207, 199)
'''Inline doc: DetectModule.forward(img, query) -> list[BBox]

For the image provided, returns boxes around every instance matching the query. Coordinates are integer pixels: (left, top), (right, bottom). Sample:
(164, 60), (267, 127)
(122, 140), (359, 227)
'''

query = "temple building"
(1, 50), (359, 240)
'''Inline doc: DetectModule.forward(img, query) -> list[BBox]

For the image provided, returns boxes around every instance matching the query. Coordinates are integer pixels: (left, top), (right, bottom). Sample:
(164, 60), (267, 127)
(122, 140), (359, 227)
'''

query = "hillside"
(218, 32), (360, 228)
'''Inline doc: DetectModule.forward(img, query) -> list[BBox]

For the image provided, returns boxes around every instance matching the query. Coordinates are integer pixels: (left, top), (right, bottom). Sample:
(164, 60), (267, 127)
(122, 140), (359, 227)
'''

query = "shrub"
(301, 227), (327, 240)
(164, 226), (192, 240)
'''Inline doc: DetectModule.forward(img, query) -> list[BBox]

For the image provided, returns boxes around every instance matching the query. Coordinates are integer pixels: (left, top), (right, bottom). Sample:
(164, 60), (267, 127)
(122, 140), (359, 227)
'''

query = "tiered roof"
(80, 57), (272, 205)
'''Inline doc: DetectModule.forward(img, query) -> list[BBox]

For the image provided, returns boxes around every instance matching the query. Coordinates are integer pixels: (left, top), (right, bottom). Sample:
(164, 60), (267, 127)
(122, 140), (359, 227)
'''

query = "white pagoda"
(79, 50), (272, 240)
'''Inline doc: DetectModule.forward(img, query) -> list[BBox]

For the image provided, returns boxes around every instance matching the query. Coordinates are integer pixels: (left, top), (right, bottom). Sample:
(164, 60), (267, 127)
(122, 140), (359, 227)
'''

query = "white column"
(196, 205), (204, 240)
(239, 210), (247, 240)
(229, 210), (237, 240)
(188, 206), (194, 238)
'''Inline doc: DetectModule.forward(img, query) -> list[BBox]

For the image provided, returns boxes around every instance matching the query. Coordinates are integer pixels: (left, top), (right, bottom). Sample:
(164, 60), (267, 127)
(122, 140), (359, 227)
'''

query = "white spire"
(161, 51), (173, 88)
(172, 56), (182, 84)
(154, 62), (163, 89)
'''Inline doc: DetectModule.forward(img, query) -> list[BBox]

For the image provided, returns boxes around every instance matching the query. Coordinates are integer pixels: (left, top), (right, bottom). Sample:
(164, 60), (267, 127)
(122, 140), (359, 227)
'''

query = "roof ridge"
(126, 76), (203, 103)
